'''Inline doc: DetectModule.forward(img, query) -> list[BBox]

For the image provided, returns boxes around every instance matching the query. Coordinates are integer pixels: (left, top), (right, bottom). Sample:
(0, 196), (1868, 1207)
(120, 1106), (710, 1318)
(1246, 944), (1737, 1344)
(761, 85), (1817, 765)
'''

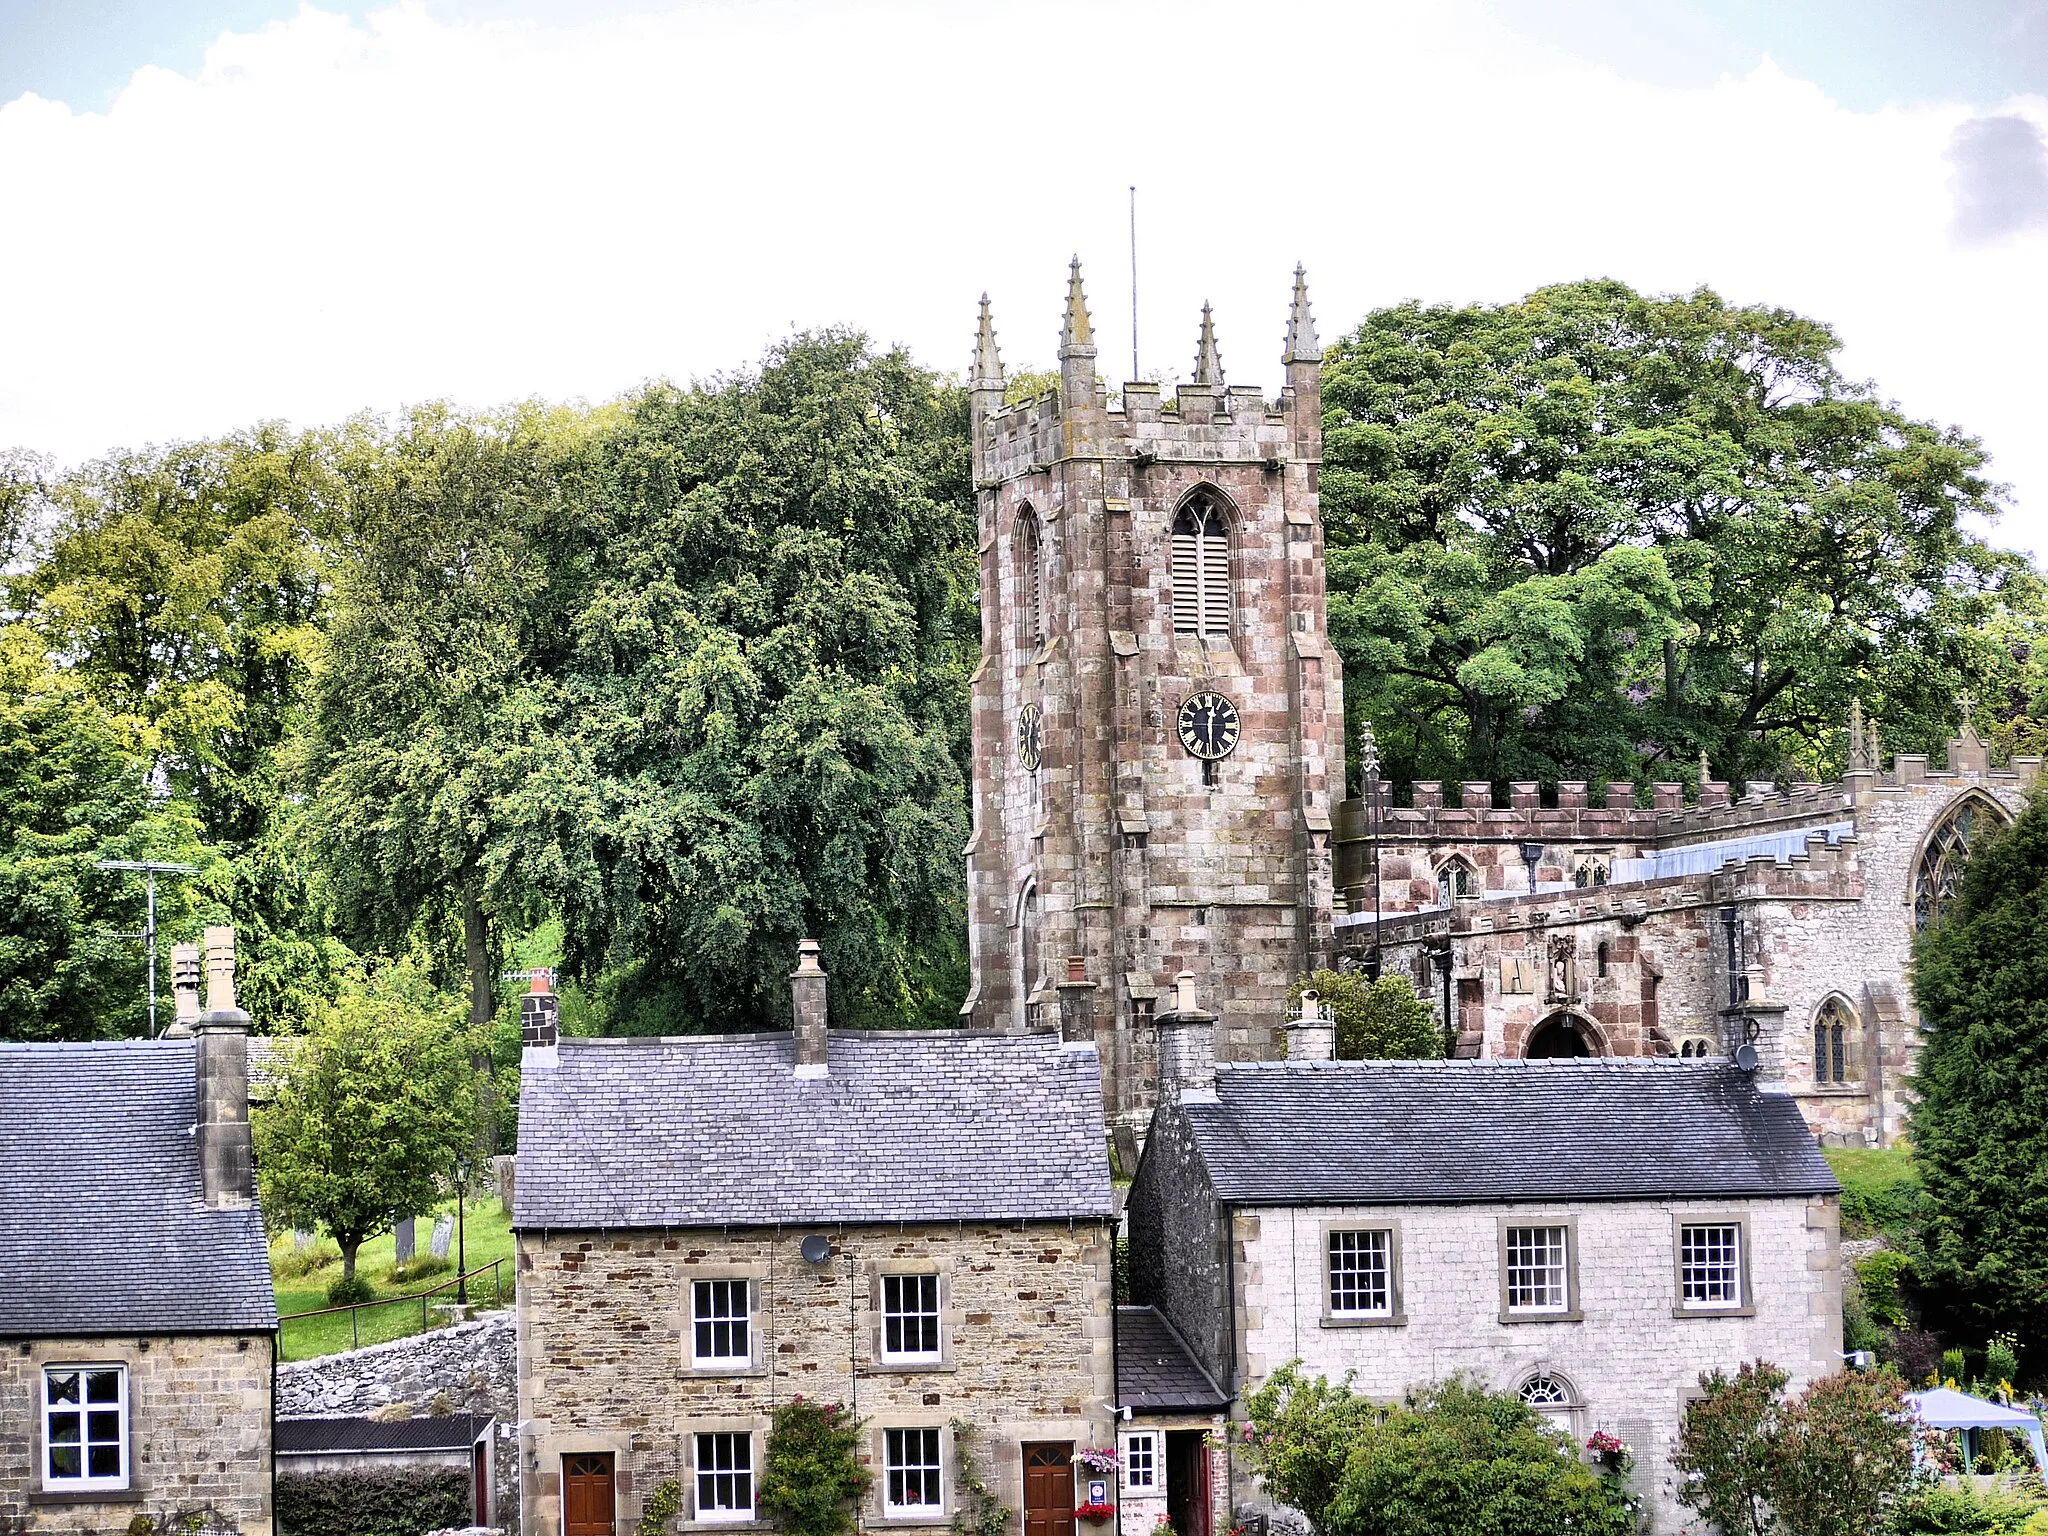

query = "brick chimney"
(791, 939), (828, 1078)
(194, 927), (253, 1209)
(1155, 970), (1217, 1103)
(520, 970), (559, 1068)
(164, 942), (201, 1039)
(1286, 989), (1336, 1062)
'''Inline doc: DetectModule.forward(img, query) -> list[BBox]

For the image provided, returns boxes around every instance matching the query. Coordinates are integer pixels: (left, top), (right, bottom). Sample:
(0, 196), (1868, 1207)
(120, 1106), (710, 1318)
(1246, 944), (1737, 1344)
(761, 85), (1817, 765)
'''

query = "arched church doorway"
(1526, 1013), (1594, 1059)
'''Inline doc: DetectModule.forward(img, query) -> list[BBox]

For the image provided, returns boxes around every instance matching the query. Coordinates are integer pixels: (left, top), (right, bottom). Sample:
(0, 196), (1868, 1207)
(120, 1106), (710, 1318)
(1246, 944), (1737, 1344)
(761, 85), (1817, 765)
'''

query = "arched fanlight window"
(1436, 857), (1478, 907)
(1913, 794), (2008, 930)
(1517, 1374), (1577, 1433)
(1015, 508), (1045, 648)
(1814, 996), (1855, 1085)
(1170, 492), (1231, 636)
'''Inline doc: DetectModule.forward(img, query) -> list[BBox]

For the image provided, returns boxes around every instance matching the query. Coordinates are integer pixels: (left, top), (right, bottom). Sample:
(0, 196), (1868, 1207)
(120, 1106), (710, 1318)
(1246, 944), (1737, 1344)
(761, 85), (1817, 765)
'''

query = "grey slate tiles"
(0, 1041), (277, 1333)
(514, 1029), (1114, 1229)
(1115, 1305), (1228, 1411)
(1176, 1059), (1838, 1206)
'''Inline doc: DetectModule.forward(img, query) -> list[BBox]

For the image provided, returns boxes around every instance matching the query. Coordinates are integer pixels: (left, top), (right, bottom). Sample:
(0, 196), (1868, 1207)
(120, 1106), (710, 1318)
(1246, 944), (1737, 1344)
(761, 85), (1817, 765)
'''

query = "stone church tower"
(962, 261), (1345, 1124)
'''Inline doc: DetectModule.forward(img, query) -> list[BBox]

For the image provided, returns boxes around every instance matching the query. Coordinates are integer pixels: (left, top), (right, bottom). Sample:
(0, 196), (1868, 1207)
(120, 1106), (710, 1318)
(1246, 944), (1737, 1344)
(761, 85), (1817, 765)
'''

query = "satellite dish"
(1733, 1043), (1760, 1074)
(800, 1234), (833, 1265)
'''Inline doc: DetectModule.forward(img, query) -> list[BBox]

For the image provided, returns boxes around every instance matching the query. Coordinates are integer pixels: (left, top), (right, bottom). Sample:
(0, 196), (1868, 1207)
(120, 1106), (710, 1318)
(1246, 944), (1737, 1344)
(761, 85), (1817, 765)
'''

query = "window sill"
(30, 1489), (144, 1506)
(1804, 1085), (1867, 1097)
(1498, 1310), (1583, 1325)
(877, 1513), (951, 1526)
(687, 1362), (766, 1377)
(1671, 1305), (1756, 1319)
(686, 1516), (763, 1530)
(1319, 1313), (1406, 1329)
(868, 1359), (956, 1375)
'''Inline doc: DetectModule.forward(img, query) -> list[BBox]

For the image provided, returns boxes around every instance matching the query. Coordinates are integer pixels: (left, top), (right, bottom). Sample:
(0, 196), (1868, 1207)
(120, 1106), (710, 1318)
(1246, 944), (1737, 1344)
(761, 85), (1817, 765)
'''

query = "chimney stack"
(791, 940), (828, 1078)
(1286, 989), (1336, 1062)
(194, 926), (253, 1209)
(1154, 969), (1217, 1103)
(520, 970), (559, 1067)
(165, 943), (202, 1038)
(1057, 957), (1096, 1045)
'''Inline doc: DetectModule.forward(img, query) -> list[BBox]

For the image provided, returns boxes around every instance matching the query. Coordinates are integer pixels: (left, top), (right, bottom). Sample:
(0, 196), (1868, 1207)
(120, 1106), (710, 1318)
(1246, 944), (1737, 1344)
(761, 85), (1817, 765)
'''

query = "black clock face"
(1177, 692), (1241, 761)
(1017, 703), (1043, 771)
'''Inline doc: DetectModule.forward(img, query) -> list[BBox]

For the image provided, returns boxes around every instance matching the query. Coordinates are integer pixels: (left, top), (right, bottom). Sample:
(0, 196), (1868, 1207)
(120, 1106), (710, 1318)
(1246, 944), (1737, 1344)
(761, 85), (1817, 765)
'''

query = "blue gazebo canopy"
(1908, 1387), (2048, 1478)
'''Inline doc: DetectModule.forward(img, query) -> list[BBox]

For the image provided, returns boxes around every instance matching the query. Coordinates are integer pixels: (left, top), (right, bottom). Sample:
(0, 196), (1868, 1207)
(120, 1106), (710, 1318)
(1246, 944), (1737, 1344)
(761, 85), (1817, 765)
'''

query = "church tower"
(962, 262), (1345, 1124)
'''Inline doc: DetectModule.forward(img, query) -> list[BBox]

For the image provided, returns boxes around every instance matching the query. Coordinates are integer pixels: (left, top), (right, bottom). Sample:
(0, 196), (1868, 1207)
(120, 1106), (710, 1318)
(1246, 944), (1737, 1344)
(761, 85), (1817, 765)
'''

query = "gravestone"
(394, 1216), (415, 1263)
(429, 1212), (455, 1260)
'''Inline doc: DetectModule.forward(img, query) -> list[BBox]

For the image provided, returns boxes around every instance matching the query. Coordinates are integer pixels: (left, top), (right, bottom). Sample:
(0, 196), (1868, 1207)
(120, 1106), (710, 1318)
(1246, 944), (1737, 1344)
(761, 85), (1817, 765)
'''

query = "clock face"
(1017, 702), (1043, 771)
(1177, 692), (1241, 761)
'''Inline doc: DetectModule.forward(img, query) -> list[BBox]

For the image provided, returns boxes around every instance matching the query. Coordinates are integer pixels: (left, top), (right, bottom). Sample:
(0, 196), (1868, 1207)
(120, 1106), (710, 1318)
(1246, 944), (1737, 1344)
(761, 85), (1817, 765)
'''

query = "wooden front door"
(1023, 1443), (1076, 1536)
(564, 1453), (616, 1536)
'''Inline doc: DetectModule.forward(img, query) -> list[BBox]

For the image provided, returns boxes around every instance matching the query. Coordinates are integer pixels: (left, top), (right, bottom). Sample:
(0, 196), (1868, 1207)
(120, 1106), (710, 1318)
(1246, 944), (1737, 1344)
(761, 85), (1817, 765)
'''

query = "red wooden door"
(1023, 1443), (1076, 1536)
(472, 1441), (489, 1525)
(564, 1453), (616, 1536)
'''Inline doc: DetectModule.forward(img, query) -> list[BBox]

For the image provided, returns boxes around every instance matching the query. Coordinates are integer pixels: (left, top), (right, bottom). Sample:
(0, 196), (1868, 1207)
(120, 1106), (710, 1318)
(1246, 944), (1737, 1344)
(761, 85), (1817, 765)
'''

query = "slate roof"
(1172, 1060), (1838, 1206)
(278, 1413), (492, 1454)
(0, 1041), (277, 1333)
(514, 1030), (1114, 1229)
(1117, 1306), (1227, 1412)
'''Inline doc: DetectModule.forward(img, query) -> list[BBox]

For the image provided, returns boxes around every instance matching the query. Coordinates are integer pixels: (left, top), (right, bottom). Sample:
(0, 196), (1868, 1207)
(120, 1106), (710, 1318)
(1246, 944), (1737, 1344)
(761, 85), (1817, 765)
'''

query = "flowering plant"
(1075, 1504), (1115, 1523)
(1585, 1431), (1628, 1456)
(1075, 1448), (1122, 1472)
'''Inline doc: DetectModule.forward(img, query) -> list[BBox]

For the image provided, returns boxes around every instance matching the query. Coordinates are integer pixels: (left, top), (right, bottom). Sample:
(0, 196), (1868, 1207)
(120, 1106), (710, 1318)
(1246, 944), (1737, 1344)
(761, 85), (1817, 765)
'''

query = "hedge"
(277, 1467), (473, 1536)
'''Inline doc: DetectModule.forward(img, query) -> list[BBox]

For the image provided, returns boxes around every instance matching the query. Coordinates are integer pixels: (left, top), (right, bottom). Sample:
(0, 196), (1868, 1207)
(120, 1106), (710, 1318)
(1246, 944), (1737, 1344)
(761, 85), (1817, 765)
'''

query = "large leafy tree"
(254, 960), (478, 1290)
(1322, 280), (2036, 789)
(0, 624), (214, 1039)
(1910, 792), (2048, 1342)
(524, 331), (974, 1032)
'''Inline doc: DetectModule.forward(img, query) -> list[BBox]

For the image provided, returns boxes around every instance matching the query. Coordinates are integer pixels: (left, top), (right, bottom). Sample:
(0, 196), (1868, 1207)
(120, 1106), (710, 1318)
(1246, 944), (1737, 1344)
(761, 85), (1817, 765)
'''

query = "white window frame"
(42, 1363), (129, 1492)
(691, 1278), (753, 1368)
(694, 1430), (756, 1523)
(1673, 1215), (1754, 1317)
(1500, 1223), (1577, 1320)
(883, 1426), (945, 1517)
(1516, 1372), (1580, 1437)
(879, 1273), (943, 1364)
(1326, 1229), (1393, 1318)
(1123, 1430), (1158, 1491)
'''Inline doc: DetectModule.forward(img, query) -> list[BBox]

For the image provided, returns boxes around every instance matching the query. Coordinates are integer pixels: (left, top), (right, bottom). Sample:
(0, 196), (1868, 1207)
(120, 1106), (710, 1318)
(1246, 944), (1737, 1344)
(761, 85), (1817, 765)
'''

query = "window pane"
(46, 1371), (79, 1405)
(1505, 1226), (1569, 1312)
(88, 1444), (121, 1478)
(1681, 1223), (1742, 1306)
(48, 1411), (80, 1444)
(84, 1371), (120, 1404)
(1328, 1230), (1391, 1315)
(48, 1444), (81, 1478)
(86, 1410), (121, 1443)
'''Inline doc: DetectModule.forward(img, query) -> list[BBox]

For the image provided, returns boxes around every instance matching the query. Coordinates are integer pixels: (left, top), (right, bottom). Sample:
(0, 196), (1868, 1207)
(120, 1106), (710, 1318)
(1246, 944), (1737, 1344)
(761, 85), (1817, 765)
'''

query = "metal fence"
(279, 1258), (507, 1355)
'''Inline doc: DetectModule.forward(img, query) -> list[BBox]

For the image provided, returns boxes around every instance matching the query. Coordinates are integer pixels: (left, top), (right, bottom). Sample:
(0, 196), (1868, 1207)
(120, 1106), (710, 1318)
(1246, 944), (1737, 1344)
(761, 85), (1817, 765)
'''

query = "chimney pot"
(521, 970), (560, 1059)
(791, 940), (829, 1074)
(1286, 988), (1337, 1062)
(203, 926), (237, 1014)
(167, 943), (202, 1038)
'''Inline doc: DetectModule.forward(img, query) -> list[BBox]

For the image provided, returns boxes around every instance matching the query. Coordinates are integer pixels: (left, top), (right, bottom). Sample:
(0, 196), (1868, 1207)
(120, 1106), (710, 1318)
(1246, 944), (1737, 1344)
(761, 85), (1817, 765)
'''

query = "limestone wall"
(0, 1333), (272, 1534)
(517, 1221), (1116, 1536)
(1234, 1195), (1841, 1535)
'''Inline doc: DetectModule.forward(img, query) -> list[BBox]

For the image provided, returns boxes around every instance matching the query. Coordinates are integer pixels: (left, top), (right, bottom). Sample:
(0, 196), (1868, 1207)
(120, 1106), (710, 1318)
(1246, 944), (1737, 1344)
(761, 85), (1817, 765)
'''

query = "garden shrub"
(1892, 1481), (2045, 1534)
(1888, 1329), (1946, 1384)
(273, 1241), (340, 1281)
(324, 1273), (375, 1307)
(1945, 1349), (1970, 1384)
(1857, 1251), (1915, 1329)
(1987, 1333), (2022, 1392)
(760, 1399), (871, 1536)
(637, 1479), (683, 1536)
(276, 1468), (471, 1536)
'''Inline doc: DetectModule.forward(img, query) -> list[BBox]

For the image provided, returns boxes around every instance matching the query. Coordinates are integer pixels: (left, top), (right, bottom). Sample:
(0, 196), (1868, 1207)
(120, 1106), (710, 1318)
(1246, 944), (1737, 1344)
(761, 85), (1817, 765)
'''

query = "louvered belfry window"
(1017, 510), (1045, 648)
(1171, 494), (1231, 636)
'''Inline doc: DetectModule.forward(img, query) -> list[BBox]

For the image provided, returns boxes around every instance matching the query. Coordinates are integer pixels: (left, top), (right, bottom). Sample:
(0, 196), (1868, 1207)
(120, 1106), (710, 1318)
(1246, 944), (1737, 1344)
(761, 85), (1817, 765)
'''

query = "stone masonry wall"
(1124, 1106), (1228, 1391)
(276, 1312), (516, 1525)
(0, 1333), (271, 1534)
(517, 1221), (1116, 1536)
(1236, 1195), (1841, 1535)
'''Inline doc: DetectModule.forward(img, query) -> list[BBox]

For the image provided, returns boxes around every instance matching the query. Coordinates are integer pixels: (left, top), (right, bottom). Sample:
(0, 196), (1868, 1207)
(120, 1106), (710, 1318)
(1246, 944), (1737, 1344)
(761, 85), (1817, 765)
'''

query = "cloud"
(0, 2), (2046, 557)
(1949, 112), (2048, 241)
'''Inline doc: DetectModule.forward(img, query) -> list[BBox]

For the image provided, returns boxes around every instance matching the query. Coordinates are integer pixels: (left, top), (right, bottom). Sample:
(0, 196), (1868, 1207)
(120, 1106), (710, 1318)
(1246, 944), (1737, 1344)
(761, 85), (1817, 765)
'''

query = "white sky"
(3, 0), (2046, 554)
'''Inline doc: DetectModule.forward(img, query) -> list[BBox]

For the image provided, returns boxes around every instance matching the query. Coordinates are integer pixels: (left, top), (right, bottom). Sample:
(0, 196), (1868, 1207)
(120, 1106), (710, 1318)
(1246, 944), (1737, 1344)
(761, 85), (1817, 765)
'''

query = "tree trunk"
(462, 884), (498, 1156)
(340, 1236), (361, 1282)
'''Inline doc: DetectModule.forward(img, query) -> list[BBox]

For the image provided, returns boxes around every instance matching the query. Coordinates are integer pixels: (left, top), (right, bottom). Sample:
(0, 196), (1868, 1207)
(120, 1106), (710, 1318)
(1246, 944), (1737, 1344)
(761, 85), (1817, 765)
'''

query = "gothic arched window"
(1436, 857), (1478, 907)
(1170, 492), (1231, 637)
(1913, 795), (2008, 930)
(1015, 508), (1045, 649)
(1678, 1036), (1717, 1058)
(1814, 996), (1855, 1085)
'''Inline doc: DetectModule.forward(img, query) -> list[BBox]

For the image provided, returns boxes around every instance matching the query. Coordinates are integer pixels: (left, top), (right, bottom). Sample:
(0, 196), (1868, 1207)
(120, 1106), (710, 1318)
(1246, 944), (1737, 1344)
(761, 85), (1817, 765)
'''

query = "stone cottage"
(0, 928), (277, 1531)
(1124, 1004), (1843, 1534)
(512, 946), (1118, 1536)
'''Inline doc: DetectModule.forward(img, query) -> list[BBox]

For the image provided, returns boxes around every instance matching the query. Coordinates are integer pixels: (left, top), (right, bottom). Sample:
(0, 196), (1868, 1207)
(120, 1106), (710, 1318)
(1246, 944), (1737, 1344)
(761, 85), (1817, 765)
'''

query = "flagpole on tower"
(1129, 185), (1139, 383)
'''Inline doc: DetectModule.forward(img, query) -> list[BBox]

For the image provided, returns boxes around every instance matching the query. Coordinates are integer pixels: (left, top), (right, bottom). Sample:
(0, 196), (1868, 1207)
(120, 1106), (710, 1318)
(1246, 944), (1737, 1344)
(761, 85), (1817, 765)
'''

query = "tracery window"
(1678, 1036), (1717, 1059)
(1170, 492), (1231, 636)
(1436, 857), (1477, 907)
(1015, 508), (1045, 649)
(1914, 796), (2007, 930)
(1813, 996), (1854, 1085)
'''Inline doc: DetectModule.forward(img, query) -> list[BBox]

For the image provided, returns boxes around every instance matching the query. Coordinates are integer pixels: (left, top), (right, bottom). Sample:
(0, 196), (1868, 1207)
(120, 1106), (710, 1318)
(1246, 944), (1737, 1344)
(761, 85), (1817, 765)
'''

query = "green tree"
(1288, 970), (1442, 1059)
(1673, 1360), (1789, 1536)
(1238, 1362), (1387, 1535)
(759, 1399), (871, 1536)
(253, 960), (477, 1291)
(526, 331), (975, 1032)
(1324, 1377), (1636, 1536)
(1910, 790), (2048, 1341)
(1322, 280), (2036, 789)
(0, 624), (215, 1040)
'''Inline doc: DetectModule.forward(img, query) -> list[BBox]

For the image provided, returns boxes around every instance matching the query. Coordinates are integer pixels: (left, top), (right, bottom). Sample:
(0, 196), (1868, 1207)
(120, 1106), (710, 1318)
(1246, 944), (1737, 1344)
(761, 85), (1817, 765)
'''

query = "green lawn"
(272, 1194), (516, 1362)
(1825, 1147), (1924, 1240)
